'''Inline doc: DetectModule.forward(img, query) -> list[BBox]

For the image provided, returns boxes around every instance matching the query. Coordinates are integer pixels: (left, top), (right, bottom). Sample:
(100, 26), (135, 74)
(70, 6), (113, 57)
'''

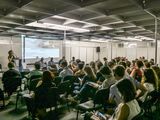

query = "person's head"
(96, 61), (103, 70)
(84, 65), (96, 79)
(40, 57), (44, 62)
(143, 68), (157, 89)
(103, 57), (107, 61)
(8, 62), (14, 69)
(136, 60), (144, 68)
(100, 66), (112, 78)
(78, 62), (84, 70)
(50, 57), (53, 61)
(8, 50), (13, 56)
(42, 70), (54, 83)
(62, 56), (65, 59)
(90, 61), (96, 68)
(113, 65), (125, 80)
(61, 60), (68, 68)
(72, 57), (75, 61)
(76, 59), (81, 64)
(144, 61), (151, 68)
(34, 62), (41, 70)
(118, 61), (126, 69)
(108, 61), (115, 69)
(126, 60), (131, 68)
(117, 79), (136, 103)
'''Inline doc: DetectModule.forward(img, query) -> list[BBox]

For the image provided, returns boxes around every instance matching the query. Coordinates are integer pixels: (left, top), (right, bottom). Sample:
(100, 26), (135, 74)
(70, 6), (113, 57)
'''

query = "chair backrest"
(144, 90), (158, 104)
(35, 87), (59, 109)
(0, 88), (4, 100)
(3, 76), (22, 96)
(63, 75), (77, 83)
(58, 80), (71, 94)
(132, 109), (144, 120)
(29, 78), (41, 92)
(54, 76), (62, 86)
(30, 75), (42, 81)
(94, 88), (110, 106)
(0, 64), (2, 70)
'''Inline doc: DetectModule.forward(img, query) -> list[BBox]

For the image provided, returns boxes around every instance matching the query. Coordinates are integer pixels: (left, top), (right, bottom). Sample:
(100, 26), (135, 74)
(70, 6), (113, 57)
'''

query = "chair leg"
(76, 110), (79, 120)
(15, 94), (19, 110)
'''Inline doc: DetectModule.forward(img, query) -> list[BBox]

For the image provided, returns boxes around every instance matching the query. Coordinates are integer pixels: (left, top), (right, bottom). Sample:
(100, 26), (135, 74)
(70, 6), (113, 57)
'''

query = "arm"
(117, 103), (129, 120)
(135, 81), (147, 98)
(130, 69), (136, 78)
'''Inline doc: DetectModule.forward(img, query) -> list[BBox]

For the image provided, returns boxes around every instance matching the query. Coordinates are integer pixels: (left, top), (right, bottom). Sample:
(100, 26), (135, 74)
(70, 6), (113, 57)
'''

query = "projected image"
(25, 38), (60, 59)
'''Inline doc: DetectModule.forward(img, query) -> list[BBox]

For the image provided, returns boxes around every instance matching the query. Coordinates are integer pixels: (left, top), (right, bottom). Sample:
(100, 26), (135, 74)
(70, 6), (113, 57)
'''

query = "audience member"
(28, 62), (43, 79)
(2, 62), (21, 82)
(59, 60), (73, 78)
(130, 60), (144, 82)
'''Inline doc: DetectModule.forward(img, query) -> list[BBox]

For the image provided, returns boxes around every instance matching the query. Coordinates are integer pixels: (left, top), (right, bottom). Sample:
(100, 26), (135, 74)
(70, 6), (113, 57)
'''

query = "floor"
(0, 94), (84, 120)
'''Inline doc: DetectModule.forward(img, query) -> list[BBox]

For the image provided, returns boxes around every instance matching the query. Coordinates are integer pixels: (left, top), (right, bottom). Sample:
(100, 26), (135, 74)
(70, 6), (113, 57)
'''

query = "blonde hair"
(84, 65), (96, 81)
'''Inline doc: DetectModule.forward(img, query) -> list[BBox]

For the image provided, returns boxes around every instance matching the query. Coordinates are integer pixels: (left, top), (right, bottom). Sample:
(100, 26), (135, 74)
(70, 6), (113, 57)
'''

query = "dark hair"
(61, 60), (68, 67)
(126, 61), (131, 67)
(8, 50), (13, 54)
(96, 61), (103, 70)
(8, 62), (14, 68)
(145, 62), (151, 68)
(119, 61), (126, 69)
(34, 62), (41, 70)
(78, 62), (84, 70)
(100, 66), (112, 75)
(108, 61), (115, 69)
(42, 71), (53, 83)
(117, 79), (136, 102)
(114, 65), (125, 77)
(144, 68), (157, 88)
(136, 60), (144, 68)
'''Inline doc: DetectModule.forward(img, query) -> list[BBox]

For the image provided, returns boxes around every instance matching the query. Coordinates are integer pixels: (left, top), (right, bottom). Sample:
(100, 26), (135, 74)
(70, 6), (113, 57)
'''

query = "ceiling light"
(26, 22), (90, 33)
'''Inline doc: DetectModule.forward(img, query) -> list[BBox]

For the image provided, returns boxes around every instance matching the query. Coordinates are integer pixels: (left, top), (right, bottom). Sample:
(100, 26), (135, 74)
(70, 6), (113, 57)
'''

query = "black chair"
(0, 64), (2, 71)
(0, 88), (5, 108)
(76, 88), (110, 120)
(54, 76), (62, 86)
(33, 87), (59, 119)
(58, 80), (72, 95)
(3, 76), (22, 110)
(30, 75), (42, 81)
(141, 90), (158, 113)
(132, 109), (144, 120)
(29, 78), (41, 92)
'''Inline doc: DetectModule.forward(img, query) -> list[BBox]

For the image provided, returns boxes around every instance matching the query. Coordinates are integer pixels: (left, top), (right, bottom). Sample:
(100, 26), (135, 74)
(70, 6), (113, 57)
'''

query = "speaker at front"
(96, 47), (100, 52)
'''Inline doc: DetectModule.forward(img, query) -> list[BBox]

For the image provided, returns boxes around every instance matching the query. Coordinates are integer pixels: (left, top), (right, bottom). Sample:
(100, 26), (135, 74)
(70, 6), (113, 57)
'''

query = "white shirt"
(59, 67), (73, 79)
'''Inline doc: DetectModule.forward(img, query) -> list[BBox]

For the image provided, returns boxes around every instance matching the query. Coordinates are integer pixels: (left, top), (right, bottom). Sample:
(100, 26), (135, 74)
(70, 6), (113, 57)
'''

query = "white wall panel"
(136, 48), (147, 59)
(71, 47), (79, 60)
(126, 48), (136, 61)
(80, 47), (87, 62)
(117, 48), (126, 57)
(86, 48), (94, 63)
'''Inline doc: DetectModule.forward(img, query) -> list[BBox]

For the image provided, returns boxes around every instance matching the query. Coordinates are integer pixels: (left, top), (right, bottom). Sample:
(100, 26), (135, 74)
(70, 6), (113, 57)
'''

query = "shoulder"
(120, 103), (129, 115)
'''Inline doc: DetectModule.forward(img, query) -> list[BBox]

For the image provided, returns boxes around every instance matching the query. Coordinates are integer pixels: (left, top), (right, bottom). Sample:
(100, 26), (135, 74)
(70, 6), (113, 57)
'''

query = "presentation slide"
(25, 38), (60, 59)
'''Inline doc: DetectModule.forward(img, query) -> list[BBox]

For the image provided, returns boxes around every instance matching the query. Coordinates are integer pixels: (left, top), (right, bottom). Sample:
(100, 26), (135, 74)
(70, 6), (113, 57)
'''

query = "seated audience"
(90, 61), (97, 74)
(109, 65), (146, 105)
(130, 60), (144, 82)
(48, 57), (55, 67)
(139, 68), (158, 102)
(39, 57), (47, 68)
(59, 60), (73, 78)
(74, 62), (85, 78)
(2, 62), (21, 96)
(81, 65), (96, 87)
(85, 79), (141, 120)
(27, 62), (43, 79)
(25, 71), (56, 119)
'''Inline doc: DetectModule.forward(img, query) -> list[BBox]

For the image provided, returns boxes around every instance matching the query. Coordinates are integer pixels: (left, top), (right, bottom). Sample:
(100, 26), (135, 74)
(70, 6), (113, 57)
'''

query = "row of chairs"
(76, 88), (160, 120)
